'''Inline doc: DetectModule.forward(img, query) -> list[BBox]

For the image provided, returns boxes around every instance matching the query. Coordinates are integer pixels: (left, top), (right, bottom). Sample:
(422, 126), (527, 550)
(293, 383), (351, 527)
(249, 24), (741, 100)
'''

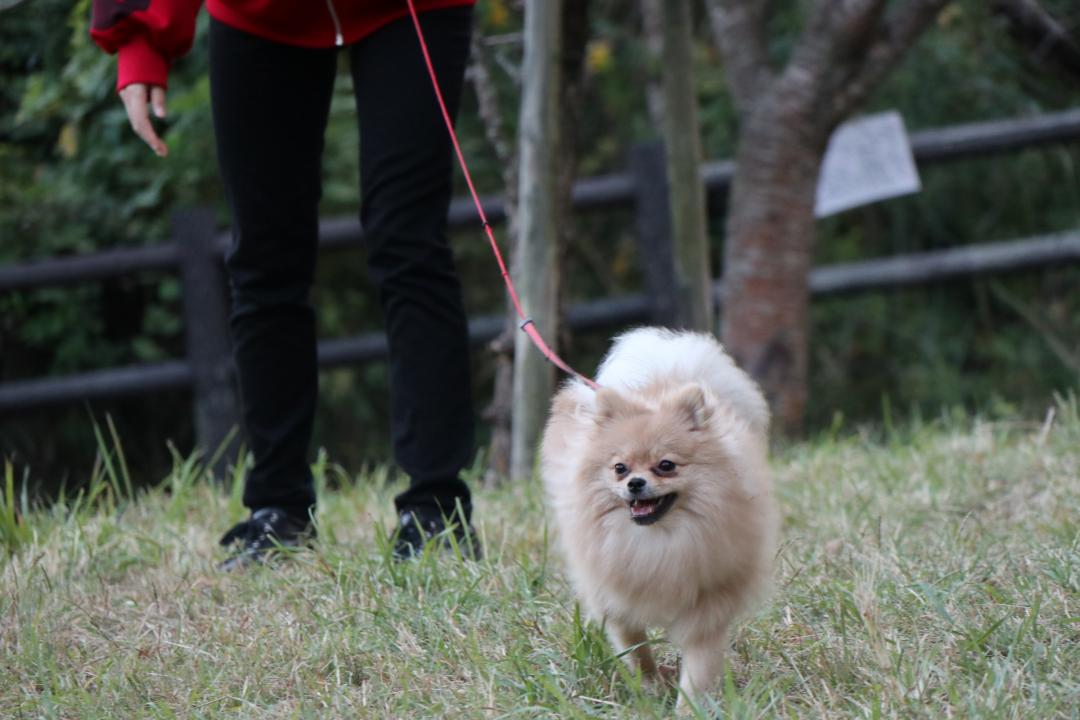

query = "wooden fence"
(2, 109), (1080, 456)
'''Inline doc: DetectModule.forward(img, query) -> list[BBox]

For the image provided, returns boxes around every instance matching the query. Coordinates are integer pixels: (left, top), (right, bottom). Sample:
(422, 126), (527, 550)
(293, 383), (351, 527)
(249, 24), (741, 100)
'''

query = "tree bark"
(511, 0), (564, 481)
(555, 0), (591, 352)
(709, 0), (949, 435)
(640, 0), (664, 127)
(468, 29), (518, 486)
(658, 0), (713, 331)
(705, 0), (772, 117)
(721, 85), (831, 435)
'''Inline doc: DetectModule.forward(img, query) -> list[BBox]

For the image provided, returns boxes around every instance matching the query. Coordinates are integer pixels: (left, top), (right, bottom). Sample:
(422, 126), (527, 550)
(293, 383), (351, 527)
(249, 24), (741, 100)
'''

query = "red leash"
(405, 0), (599, 391)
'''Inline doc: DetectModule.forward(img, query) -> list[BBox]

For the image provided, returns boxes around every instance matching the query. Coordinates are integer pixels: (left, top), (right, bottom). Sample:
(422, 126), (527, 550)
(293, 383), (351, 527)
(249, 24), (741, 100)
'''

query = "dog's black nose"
(627, 477), (646, 494)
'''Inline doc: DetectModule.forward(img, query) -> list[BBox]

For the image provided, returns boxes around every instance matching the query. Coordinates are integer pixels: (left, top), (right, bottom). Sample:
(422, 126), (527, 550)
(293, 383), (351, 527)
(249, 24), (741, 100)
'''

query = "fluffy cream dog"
(540, 328), (778, 707)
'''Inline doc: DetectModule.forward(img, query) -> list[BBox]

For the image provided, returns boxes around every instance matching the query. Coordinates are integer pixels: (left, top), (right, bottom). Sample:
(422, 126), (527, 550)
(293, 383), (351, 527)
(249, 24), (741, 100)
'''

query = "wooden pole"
(511, 0), (563, 481)
(659, 0), (713, 331)
(630, 142), (679, 326)
(174, 208), (240, 476)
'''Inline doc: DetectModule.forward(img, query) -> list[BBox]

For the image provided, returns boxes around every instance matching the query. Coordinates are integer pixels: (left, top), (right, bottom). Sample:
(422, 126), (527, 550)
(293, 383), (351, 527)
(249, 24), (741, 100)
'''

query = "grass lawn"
(3, 398), (1079, 718)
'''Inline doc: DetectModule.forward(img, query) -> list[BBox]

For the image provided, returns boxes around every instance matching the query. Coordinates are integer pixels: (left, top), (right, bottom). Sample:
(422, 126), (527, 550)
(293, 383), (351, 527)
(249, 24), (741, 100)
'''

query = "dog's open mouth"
(628, 493), (677, 525)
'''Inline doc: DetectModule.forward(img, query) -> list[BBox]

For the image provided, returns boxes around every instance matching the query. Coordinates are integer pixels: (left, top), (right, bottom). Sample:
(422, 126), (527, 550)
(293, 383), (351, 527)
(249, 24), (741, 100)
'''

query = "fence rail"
(3, 109), (1080, 454)
(4, 108), (1080, 293)
(4, 229), (1078, 412)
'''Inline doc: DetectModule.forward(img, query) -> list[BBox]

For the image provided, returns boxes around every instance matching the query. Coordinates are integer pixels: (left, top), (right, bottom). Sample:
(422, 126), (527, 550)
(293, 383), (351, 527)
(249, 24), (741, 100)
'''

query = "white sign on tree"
(815, 111), (921, 218)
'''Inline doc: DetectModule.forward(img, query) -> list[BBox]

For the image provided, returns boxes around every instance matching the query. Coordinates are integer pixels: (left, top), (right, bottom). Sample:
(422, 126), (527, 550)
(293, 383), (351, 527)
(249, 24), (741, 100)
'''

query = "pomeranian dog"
(540, 328), (778, 708)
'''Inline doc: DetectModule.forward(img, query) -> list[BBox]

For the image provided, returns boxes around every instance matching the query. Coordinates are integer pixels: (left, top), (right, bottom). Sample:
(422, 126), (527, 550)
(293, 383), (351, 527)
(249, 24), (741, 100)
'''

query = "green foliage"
(1, 2), (218, 370)
(1, 0), (1079, 487)
(0, 461), (32, 557)
(803, 1), (1080, 428)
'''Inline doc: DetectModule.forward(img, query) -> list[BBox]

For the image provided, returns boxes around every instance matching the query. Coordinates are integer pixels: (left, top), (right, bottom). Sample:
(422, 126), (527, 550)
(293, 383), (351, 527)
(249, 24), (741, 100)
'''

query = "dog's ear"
(596, 388), (648, 423)
(668, 383), (713, 431)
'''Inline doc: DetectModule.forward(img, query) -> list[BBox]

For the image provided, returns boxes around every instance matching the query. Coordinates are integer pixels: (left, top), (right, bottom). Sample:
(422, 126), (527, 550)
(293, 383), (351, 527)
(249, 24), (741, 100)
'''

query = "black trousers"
(208, 8), (475, 523)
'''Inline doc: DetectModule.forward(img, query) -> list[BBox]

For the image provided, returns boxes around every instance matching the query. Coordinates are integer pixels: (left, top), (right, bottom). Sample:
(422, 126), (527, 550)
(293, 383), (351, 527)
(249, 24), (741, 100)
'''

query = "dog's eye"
(613, 463), (629, 476)
(656, 460), (677, 474)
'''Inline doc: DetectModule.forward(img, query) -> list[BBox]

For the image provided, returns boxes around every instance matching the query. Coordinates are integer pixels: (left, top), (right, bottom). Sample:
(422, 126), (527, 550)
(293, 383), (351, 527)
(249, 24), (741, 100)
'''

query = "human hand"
(119, 83), (169, 157)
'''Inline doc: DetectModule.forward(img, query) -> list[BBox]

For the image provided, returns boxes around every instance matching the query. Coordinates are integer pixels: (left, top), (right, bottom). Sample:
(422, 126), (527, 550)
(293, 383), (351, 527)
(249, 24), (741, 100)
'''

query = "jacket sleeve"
(90, 0), (202, 91)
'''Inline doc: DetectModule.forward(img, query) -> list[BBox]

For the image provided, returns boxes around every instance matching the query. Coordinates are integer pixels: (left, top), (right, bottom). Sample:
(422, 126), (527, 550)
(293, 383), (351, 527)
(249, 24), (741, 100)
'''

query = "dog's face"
(585, 383), (729, 527)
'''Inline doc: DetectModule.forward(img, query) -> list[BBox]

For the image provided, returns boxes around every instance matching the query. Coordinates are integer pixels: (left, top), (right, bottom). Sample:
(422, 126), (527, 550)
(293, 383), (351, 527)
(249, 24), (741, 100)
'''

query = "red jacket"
(91, 0), (475, 91)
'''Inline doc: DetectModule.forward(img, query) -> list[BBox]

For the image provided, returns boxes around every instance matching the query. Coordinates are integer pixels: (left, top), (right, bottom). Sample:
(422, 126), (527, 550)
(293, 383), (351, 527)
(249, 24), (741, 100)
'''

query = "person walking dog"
(90, 0), (480, 568)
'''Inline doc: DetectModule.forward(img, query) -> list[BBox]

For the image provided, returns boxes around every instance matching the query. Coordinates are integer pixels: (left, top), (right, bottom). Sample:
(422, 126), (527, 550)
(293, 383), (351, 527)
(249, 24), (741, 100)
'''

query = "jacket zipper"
(324, 0), (344, 46)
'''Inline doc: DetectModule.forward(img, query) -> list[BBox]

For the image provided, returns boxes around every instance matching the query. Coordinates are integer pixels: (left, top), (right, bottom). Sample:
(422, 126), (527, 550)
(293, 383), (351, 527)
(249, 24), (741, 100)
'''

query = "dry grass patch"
(3, 398), (1078, 717)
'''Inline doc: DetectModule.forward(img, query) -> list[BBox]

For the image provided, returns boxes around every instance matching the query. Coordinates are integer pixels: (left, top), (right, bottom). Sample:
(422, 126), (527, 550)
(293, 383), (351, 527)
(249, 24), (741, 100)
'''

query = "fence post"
(173, 208), (240, 476)
(630, 141), (679, 327)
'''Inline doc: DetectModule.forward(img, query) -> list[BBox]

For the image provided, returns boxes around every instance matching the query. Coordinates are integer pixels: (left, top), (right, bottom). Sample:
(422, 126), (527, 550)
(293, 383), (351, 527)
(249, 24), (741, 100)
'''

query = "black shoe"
(392, 507), (481, 561)
(218, 507), (315, 571)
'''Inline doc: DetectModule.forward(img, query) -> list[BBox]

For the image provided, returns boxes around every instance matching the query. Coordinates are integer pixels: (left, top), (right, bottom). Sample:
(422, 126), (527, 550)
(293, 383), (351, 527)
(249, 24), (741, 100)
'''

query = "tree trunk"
(468, 29), (519, 487)
(658, 0), (713, 331)
(554, 0), (591, 365)
(639, 0), (665, 127)
(710, 0), (950, 435)
(511, 0), (563, 481)
(483, 333), (514, 487)
(721, 87), (831, 436)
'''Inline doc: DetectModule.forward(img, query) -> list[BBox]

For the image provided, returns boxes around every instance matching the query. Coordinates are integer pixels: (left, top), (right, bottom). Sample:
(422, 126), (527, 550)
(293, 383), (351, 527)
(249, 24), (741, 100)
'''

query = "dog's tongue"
(630, 499), (658, 517)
